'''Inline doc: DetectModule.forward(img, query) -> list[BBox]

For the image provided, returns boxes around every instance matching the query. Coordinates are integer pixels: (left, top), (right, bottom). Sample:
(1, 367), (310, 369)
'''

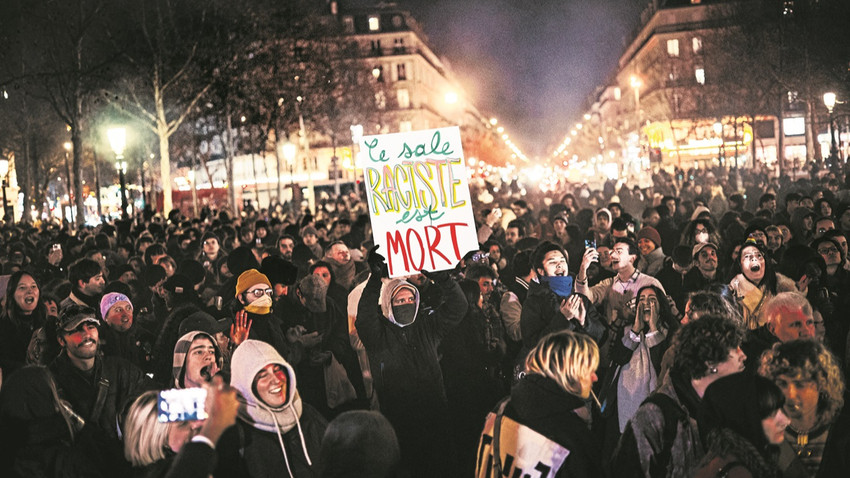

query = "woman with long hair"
(728, 240), (796, 330)
(0, 270), (48, 374)
(679, 218), (722, 249)
(476, 330), (603, 477)
(607, 285), (679, 435)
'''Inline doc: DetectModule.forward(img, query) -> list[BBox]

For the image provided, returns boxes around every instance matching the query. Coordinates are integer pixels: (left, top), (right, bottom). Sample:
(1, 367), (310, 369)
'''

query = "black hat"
(201, 231), (220, 244)
(227, 246), (259, 276)
(179, 260), (206, 286)
(261, 256), (298, 286)
(143, 264), (167, 287)
(179, 311), (230, 336)
(163, 274), (193, 295)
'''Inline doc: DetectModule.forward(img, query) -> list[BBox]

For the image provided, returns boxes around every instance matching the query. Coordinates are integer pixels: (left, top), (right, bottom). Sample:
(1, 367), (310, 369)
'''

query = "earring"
(710, 367), (718, 374)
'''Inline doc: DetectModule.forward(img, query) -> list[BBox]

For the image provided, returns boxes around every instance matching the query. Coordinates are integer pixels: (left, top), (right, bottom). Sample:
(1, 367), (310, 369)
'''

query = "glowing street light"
(108, 127), (129, 219)
(444, 91), (458, 104)
(824, 92), (838, 160)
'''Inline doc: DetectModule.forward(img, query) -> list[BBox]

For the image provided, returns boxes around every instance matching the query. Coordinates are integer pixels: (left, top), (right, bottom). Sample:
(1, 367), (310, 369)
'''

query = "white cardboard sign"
(359, 126), (478, 277)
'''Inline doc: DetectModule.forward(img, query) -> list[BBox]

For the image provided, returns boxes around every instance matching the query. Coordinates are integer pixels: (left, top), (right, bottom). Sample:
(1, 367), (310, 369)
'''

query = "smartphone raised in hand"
(157, 388), (208, 423)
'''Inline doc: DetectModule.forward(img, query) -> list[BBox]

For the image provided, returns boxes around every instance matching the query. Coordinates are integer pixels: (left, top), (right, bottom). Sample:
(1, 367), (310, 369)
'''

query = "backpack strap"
(642, 393), (686, 476)
(490, 397), (511, 477)
(89, 377), (110, 423)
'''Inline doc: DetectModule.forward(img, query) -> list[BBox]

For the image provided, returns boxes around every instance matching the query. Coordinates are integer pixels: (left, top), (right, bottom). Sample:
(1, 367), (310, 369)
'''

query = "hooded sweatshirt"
(218, 339), (327, 478)
(171, 331), (223, 388)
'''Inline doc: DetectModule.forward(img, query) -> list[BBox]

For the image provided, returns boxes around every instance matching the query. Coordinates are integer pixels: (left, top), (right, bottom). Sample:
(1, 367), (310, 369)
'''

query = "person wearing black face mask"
(356, 245), (467, 477)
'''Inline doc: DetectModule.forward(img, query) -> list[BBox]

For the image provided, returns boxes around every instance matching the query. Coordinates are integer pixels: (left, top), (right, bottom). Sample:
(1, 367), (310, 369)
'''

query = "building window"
(375, 91), (386, 110)
(397, 63), (407, 81)
(672, 93), (681, 113)
(397, 89), (410, 108)
(371, 40), (382, 55)
(692, 37), (702, 54)
(399, 121), (412, 132)
(342, 16), (354, 33)
(372, 65), (383, 82)
(667, 39), (680, 57)
(695, 67), (705, 85)
(393, 38), (406, 54)
(368, 15), (380, 31)
(614, 87), (621, 100)
(669, 65), (678, 83)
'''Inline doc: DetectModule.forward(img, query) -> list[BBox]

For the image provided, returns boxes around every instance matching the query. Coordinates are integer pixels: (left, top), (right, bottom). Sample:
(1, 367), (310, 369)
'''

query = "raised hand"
(230, 310), (253, 347)
(367, 245), (388, 278)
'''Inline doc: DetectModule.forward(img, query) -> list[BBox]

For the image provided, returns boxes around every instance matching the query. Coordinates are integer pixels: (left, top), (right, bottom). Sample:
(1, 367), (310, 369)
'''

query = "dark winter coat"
(477, 374), (603, 478)
(49, 352), (152, 441)
(611, 371), (704, 478)
(518, 280), (605, 361)
(693, 428), (779, 478)
(215, 405), (326, 478)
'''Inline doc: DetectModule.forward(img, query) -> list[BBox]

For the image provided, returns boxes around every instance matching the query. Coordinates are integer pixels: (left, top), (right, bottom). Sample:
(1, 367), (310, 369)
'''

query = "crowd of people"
(0, 163), (849, 477)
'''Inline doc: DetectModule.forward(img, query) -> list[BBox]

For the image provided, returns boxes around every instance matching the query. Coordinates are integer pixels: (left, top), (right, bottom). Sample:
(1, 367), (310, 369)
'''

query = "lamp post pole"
(108, 127), (128, 220)
(63, 142), (74, 224)
(0, 158), (9, 221)
(824, 93), (839, 163)
(117, 162), (128, 219)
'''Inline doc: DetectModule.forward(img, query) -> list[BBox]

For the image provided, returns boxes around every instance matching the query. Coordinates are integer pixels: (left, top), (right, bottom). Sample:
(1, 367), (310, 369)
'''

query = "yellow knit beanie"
(235, 269), (271, 297)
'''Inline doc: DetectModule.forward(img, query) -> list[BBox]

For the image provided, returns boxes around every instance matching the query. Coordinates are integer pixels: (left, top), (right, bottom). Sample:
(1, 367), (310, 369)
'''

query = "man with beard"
(520, 241), (605, 363)
(276, 234), (296, 261)
(60, 258), (106, 314)
(98, 292), (154, 372)
(682, 242), (723, 296)
(49, 305), (151, 443)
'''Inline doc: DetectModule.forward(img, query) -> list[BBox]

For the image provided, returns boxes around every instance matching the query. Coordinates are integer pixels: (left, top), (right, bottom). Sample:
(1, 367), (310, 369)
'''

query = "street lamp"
(0, 157), (9, 221)
(824, 92), (839, 161)
(63, 141), (73, 223)
(107, 127), (129, 219)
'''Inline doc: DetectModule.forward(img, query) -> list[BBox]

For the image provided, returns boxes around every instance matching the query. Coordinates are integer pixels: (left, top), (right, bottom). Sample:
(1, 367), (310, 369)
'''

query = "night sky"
(347, 0), (645, 158)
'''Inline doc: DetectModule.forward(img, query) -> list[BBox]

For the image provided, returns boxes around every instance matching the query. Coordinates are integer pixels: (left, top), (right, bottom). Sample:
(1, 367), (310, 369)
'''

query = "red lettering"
(386, 230), (409, 277)
(385, 223), (471, 276)
(405, 229), (425, 271)
(424, 225), (450, 269)
(437, 222), (467, 262)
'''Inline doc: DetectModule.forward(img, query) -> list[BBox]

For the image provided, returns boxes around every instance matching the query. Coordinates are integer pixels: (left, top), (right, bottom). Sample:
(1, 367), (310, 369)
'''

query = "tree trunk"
(224, 112), (237, 216)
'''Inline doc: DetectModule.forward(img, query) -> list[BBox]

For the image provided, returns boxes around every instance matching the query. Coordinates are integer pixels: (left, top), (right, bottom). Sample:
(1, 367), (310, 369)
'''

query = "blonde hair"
(524, 330), (599, 396)
(123, 390), (170, 466)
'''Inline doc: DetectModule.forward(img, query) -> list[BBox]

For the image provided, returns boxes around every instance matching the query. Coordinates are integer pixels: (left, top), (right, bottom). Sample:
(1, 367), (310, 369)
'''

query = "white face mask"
(696, 232), (709, 243)
(251, 294), (273, 308)
(245, 293), (273, 314)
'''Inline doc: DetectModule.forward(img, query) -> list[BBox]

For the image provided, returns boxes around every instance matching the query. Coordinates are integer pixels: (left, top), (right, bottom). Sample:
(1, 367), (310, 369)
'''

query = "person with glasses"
(231, 269), (297, 367)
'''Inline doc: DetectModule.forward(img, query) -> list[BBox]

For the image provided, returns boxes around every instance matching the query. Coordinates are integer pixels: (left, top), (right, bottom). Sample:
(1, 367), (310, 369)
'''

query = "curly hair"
(758, 339), (845, 426)
(672, 314), (744, 380)
(525, 330), (599, 398)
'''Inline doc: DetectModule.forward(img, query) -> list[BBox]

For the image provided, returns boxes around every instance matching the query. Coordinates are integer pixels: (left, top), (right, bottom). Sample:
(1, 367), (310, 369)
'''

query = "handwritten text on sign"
(360, 127), (478, 277)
